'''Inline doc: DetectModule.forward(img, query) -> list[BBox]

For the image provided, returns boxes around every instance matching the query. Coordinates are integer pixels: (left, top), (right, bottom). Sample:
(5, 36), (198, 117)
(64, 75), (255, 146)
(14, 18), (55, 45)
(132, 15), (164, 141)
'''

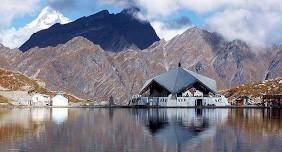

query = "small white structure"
(51, 93), (69, 107)
(31, 93), (50, 106)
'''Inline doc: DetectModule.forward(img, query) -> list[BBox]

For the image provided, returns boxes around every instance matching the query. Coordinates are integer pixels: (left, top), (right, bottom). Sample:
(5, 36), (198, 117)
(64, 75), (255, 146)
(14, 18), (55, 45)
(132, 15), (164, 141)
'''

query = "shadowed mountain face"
(19, 8), (160, 52)
(1, 28), (281, 104)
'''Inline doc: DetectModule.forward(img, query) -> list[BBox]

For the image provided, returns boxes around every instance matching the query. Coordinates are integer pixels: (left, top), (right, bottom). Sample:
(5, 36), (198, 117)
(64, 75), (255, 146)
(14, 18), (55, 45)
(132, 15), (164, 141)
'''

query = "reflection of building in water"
(31, 108), (50, 123)
(51, 108), (68, 124)
(131, 108), (229, 151)
(0, 108), (50, 142)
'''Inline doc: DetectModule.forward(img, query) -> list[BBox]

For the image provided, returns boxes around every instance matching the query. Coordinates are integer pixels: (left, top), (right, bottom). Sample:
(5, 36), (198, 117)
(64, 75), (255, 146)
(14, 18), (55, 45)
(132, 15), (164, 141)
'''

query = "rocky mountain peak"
(65, 36), (95, 46)
(228, 39), (249, 48)
(89, 10), (110, 19)
(20, 8), (160, 52)
(0, 6), (70, 49)
(27, 6), (70, 30)
(120, 7), (141, 15)
(62, 37), (103, 52)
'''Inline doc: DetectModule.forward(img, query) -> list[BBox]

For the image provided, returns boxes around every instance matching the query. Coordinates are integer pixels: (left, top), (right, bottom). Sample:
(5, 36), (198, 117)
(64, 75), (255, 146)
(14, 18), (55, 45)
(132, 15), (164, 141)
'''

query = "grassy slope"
(0, 68), (83, 103)
(220, 77), (282, 101)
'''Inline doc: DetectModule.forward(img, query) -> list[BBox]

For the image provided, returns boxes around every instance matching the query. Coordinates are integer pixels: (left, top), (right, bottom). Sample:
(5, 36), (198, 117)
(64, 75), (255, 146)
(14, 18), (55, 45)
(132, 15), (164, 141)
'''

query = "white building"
(51, 94), (68, 107)
(130, 66), (230, 107)
(31, 93), (50, 106)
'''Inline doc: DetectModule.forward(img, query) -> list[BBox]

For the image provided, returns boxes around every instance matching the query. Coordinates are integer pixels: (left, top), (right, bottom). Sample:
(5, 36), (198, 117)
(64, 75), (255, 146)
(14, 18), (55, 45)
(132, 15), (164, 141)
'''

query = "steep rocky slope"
(0, 44), (21, 68)
(17, 37), (128, 102)
(20, 8), (159, 52)
(0, 27), (281, 104)
(264, 46), (282, 79)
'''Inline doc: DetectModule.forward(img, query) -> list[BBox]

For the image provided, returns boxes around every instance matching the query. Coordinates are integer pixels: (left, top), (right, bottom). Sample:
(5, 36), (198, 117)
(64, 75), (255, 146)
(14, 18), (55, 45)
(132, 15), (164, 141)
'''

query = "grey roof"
(140, 67), (217, 94)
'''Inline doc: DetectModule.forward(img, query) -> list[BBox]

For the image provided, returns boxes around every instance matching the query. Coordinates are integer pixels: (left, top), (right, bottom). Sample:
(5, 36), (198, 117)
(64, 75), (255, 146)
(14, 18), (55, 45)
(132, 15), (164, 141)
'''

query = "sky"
(0, 0), (281, 48)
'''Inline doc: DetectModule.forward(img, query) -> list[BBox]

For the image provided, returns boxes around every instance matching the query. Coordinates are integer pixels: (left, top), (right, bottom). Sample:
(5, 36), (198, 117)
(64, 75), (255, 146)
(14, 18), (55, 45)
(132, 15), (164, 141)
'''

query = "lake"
(0, 108), (281, 152)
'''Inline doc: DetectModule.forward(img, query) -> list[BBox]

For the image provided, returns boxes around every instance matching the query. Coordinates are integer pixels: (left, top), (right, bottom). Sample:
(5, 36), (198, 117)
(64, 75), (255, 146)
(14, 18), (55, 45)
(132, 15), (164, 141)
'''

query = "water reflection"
(0, 108), (281, 152)
(31, 108), (50, 123)
(131, 108), (229, 151)
(51, 108), (68, 124)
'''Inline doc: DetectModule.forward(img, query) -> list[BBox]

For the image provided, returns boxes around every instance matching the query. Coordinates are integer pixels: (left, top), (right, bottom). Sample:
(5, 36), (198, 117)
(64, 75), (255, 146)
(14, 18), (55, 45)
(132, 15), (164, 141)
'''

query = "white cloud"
(99, 0), (282, 45)
(136, 0), (180, 17)
(0, 0), (40, 26)
(206, 1), (282, 46)
(1, 0), (281, 47)
(151, 21), (191, 41)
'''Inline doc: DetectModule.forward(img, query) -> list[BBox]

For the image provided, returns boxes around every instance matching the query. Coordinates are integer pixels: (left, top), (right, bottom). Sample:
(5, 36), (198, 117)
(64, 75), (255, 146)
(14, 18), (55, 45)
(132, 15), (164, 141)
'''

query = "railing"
(130, 96), (229, 106)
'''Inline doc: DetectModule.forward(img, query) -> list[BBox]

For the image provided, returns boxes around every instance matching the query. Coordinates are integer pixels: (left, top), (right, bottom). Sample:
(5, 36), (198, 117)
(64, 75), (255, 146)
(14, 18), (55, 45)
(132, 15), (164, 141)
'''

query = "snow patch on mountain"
(0, 6), (70, 49)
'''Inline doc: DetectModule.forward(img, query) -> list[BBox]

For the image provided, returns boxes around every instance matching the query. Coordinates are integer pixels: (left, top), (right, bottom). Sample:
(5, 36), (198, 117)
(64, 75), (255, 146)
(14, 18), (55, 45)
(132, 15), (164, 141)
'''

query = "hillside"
(220, 77), (282, 102)
(0, 68), (83, 104)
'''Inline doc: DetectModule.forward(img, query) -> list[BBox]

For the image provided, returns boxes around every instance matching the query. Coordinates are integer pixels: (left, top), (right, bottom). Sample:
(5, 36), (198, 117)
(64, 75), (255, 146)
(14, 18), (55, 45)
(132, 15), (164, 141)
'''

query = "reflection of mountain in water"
(1, 109), (282, 152)
(130, 109), (229, 151)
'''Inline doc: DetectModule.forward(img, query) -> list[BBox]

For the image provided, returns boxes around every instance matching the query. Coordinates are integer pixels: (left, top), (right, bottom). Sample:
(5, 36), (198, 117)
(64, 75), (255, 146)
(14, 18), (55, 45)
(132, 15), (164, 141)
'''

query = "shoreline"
(0, 105), (281, 109)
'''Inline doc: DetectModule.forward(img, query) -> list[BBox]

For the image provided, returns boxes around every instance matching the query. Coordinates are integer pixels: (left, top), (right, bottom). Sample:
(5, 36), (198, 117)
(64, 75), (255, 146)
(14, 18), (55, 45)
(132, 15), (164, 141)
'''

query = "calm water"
(0, 108), (281, 152)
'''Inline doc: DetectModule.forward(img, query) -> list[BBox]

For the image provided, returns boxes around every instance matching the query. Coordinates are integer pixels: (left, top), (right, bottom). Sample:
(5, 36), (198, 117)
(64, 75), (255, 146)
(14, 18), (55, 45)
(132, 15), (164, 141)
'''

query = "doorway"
(196, 99), (203, 107)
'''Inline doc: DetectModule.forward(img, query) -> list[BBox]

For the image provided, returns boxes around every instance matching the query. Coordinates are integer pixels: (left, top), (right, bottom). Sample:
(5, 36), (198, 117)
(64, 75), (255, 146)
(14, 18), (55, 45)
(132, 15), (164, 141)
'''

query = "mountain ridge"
(1, 27), (281, 104)
(19, 8), (160, 52)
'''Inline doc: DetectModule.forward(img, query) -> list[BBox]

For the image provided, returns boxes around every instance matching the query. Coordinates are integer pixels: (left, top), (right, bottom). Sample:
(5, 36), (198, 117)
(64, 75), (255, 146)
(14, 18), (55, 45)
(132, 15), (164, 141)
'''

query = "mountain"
(17, 37), (129, 102)
(0, 7), (70, 49)
(28, 6), (70, 30)
(1, 27), (281, 104)
(0, 44), (21, 68)
(264, 45), (282, 79)
(19, 8), (160, 52)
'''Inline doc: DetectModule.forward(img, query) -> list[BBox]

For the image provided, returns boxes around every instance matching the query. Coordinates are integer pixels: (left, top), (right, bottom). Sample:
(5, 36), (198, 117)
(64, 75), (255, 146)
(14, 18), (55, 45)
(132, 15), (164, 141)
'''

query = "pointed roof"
(140, 67), (217, 94)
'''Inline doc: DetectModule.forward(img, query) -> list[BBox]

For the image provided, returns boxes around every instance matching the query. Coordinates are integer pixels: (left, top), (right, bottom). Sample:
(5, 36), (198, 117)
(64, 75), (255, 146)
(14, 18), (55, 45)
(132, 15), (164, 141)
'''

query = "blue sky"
(0, 0), (281, 48)
(11, 0), (205, 29)
(12, 0), (119, 28)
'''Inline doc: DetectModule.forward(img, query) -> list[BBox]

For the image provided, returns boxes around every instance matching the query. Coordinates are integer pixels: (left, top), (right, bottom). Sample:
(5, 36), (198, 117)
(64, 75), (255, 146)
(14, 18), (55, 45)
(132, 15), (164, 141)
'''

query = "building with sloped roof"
(130, 66), (230, 107)
(140, 67), (217, 97)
